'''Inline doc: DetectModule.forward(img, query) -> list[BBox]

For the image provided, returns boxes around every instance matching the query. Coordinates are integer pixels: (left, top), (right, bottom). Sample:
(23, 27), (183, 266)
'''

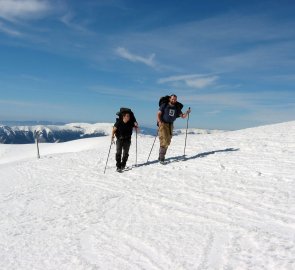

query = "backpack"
(116, 107), (137, 124)
(159, 95), (184, 114)
(159, 95), (170, 107)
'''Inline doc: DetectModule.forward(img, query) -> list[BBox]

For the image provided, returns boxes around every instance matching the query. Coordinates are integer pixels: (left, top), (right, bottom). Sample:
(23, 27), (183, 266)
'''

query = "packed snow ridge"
(0, 121), (294, 269)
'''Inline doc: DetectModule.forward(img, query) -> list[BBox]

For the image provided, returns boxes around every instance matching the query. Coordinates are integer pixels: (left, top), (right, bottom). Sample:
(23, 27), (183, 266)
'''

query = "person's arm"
(180, 108), (191, 119)
(111, 126), (117, 143)
(133, 122), (139, 132)
(157, 110), (163, 126)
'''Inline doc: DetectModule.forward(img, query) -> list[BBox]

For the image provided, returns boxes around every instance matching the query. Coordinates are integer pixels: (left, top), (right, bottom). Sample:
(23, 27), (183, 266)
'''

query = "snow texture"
(0, 121), (294, 269)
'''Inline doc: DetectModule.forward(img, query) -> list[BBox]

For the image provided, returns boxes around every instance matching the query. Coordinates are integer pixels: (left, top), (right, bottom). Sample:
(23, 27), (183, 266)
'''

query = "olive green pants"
(159, 122), (173, 148)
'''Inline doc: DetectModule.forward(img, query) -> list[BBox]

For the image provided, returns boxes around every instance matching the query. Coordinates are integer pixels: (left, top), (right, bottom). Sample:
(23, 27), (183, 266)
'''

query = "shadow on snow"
(136, 148), (240, 168)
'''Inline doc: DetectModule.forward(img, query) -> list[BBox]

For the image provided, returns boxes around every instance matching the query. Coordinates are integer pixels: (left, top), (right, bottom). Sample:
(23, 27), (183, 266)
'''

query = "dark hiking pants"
(116, 138), (131, 169)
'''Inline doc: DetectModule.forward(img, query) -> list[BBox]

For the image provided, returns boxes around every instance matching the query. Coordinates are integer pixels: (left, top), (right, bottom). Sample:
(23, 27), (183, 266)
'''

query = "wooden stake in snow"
(34, 130), (41, 159)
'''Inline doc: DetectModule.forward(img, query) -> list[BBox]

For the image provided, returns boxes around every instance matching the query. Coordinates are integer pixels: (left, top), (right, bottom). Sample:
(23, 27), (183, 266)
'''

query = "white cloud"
(158, 74), (218, 89)
(185, 76), (218, 88)
(0, 21), (22, 36)
(115, 47), (156, 68)
(60, 12), (74, 26)
(0, 0), (52, 21)
(158, 74), (204, 84)
(111, 11), (295, 75)
(181, 91), (295, 111)
(60, 12), (94, 35)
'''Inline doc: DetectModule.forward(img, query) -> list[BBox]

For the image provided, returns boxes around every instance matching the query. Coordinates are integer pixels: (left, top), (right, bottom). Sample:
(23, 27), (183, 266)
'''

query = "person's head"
(169, 94), (177, 105)
(122, 112), (130, 123)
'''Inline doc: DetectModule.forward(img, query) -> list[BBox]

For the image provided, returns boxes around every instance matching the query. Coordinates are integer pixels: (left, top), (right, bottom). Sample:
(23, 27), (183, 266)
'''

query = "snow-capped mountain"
(0, 123), (221, 144)
(0, 123), (113, 144)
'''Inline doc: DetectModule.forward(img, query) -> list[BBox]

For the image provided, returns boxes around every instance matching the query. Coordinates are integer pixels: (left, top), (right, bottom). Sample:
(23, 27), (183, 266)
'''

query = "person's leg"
(159, 146), (167, 161)
(116, 139), (123, 169)
(158, 123), (171, 161)
(121, 139), (131, 168)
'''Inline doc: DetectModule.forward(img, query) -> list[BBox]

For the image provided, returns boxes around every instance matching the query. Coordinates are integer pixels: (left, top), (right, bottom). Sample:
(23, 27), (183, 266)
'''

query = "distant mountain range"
(0, 123), (113, 144)
(0, 122), (221, 144)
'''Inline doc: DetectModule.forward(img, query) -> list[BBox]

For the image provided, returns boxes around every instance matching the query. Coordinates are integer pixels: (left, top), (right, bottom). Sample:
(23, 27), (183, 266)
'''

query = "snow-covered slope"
(0, 121), (294, 269)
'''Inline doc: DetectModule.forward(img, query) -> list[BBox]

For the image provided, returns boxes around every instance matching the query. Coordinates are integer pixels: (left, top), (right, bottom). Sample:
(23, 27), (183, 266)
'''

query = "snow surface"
(0, 121), (294, 269)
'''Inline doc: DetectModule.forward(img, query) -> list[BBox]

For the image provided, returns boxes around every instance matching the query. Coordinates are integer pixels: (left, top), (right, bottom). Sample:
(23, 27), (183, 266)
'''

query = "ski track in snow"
(0, 122), (295, 269)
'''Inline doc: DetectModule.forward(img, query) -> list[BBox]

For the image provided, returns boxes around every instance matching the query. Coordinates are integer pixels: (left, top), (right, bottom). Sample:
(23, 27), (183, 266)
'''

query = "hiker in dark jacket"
(112, 112), (138, 171)
(157, 94), (190, 162)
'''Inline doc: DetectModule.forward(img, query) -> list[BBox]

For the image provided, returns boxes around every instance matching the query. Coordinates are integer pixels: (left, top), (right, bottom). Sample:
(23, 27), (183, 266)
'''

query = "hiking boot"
(158, 156), (165, 162)
(159, 146), (167, 162)
(121, 155), (128, 170)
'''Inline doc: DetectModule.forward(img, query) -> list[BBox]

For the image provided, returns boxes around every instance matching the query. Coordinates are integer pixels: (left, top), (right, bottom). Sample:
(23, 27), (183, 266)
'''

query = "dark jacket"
(114, 120), (135, 140)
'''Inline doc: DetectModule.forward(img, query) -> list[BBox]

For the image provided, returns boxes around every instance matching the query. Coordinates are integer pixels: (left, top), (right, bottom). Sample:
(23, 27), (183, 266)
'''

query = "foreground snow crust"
(0, 121), (294, 269)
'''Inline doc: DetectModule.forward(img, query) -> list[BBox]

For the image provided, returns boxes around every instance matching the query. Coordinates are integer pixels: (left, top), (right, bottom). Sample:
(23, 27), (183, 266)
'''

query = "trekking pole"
(104, 139), (113, 174)
(147, 129), (158, 163)
(183, 107), (191, 156)
(135, 128), (138, 166)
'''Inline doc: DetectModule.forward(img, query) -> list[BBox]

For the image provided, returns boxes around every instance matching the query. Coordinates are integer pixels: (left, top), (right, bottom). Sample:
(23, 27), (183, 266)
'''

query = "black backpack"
(159, 95), (170, 107)
(159, 95), (184, 113)
(116, 107), (137, 124)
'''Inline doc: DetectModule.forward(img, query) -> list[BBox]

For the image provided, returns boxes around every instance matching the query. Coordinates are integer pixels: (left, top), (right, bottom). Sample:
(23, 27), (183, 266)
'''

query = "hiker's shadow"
(136, 159), (158, 167)
(137, 148), (240, 167)
(182, 147), (240, 161)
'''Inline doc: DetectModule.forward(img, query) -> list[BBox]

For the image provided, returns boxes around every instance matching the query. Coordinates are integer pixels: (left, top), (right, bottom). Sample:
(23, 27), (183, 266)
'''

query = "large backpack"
(159, 95), (170, 107)
(116, 107), (137, 124)
(158, 95), (184, 116)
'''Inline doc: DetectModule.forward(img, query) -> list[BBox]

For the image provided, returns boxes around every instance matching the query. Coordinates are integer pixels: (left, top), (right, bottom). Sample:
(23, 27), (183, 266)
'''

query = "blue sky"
(0, 0), (294, 130)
